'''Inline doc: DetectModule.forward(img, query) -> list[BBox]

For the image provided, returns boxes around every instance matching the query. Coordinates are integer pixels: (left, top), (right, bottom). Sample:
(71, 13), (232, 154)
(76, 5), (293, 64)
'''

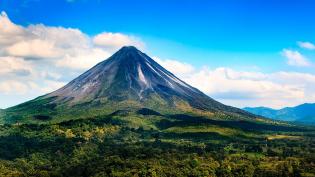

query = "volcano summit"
(2, 46), (254, 123)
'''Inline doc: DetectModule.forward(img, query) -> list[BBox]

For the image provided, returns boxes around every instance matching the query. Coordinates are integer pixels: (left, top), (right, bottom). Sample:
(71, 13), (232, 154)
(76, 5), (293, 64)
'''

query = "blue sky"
(1, 0), (315, 108)
(3, 0), (315, 64)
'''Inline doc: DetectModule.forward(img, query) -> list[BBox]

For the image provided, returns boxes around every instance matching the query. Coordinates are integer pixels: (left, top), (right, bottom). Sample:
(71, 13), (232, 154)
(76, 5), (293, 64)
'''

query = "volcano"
(2, 46), (255, 123)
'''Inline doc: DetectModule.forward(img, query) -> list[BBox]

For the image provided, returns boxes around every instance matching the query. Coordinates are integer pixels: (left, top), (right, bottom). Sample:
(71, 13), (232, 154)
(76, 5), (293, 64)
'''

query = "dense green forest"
(0, 111), (314, 177)
(3, 46), (313, 176)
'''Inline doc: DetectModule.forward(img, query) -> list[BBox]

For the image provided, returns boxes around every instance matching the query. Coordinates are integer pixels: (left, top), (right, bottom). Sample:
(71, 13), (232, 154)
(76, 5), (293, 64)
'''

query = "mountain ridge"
(244, 103), (315, 124)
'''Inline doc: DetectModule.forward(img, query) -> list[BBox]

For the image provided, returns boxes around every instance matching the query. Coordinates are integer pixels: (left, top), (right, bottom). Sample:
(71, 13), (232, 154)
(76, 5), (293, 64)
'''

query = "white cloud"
(1, 11), (315, 110)
(179, 67), (315, 109)
(0, 12), (26, 46)
(40, 71), (62, 80)
(0, 11), (144, 69)
(55, 48), (111, 69)
(298, 41), (315, 50)
(153, 56), (315, 108)
(93, 32), (144, 50)
(152, 57), (195, 76)
(5, 39), (62, 59)
(0, 56), (33, 76)
(281, 49), (311, 67)
(0, 11), (145, 108)
(38, 80), (67, 94)
(0, 79), (65, 98)
(0, 80), (29, 95)
(182, 67), (302, 99)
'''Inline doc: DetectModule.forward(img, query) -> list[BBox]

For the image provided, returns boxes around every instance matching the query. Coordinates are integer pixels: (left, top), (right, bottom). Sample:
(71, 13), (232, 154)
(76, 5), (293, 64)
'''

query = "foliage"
(0, 112), (314, 176)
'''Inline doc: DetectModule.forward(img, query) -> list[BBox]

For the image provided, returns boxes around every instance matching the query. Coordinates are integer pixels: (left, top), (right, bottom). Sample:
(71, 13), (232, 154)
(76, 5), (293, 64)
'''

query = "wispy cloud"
(298, 41), (315, 50)
(281, 49), (311, 67)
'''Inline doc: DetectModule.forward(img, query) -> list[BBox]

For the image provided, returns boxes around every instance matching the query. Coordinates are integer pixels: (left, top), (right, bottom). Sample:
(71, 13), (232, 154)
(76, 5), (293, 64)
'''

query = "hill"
(244, 103), (315, 124)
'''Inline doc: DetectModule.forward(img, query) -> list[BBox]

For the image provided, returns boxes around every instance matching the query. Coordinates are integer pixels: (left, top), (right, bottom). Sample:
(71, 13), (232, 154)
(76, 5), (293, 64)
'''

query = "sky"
(1, 0), (315, 109)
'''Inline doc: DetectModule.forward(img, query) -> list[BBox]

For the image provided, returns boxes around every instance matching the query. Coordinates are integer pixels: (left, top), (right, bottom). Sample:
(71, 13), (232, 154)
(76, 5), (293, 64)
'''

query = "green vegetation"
(1, 45), (313, 176)
(0, 110), (314, 176)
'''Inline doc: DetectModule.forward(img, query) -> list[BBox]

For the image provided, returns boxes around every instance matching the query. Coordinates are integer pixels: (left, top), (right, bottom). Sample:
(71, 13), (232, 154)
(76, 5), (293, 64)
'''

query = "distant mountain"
(243, 107), (278, 119)
(1, 46), (255, 124)
(244, 103), (315, 124)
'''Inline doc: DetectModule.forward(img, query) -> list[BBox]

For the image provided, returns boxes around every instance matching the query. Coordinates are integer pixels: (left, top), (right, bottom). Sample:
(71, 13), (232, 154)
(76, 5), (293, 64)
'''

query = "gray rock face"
(50, 47), (196, 100)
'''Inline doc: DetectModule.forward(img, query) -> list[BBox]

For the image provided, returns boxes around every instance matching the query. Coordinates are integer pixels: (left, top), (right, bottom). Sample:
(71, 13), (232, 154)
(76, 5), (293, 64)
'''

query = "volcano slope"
(0, 46), (314, 176)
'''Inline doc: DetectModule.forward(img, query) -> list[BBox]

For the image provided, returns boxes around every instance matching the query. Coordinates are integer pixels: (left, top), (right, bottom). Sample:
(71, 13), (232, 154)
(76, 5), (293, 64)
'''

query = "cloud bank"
(1, 11), (315, 109)
(157, 58), (315, 109)
(0, 11), (143, 108)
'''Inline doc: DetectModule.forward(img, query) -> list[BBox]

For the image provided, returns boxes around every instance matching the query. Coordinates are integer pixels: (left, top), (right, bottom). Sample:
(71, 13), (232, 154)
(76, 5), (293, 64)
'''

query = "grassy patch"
(267, 134), (303, 140)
